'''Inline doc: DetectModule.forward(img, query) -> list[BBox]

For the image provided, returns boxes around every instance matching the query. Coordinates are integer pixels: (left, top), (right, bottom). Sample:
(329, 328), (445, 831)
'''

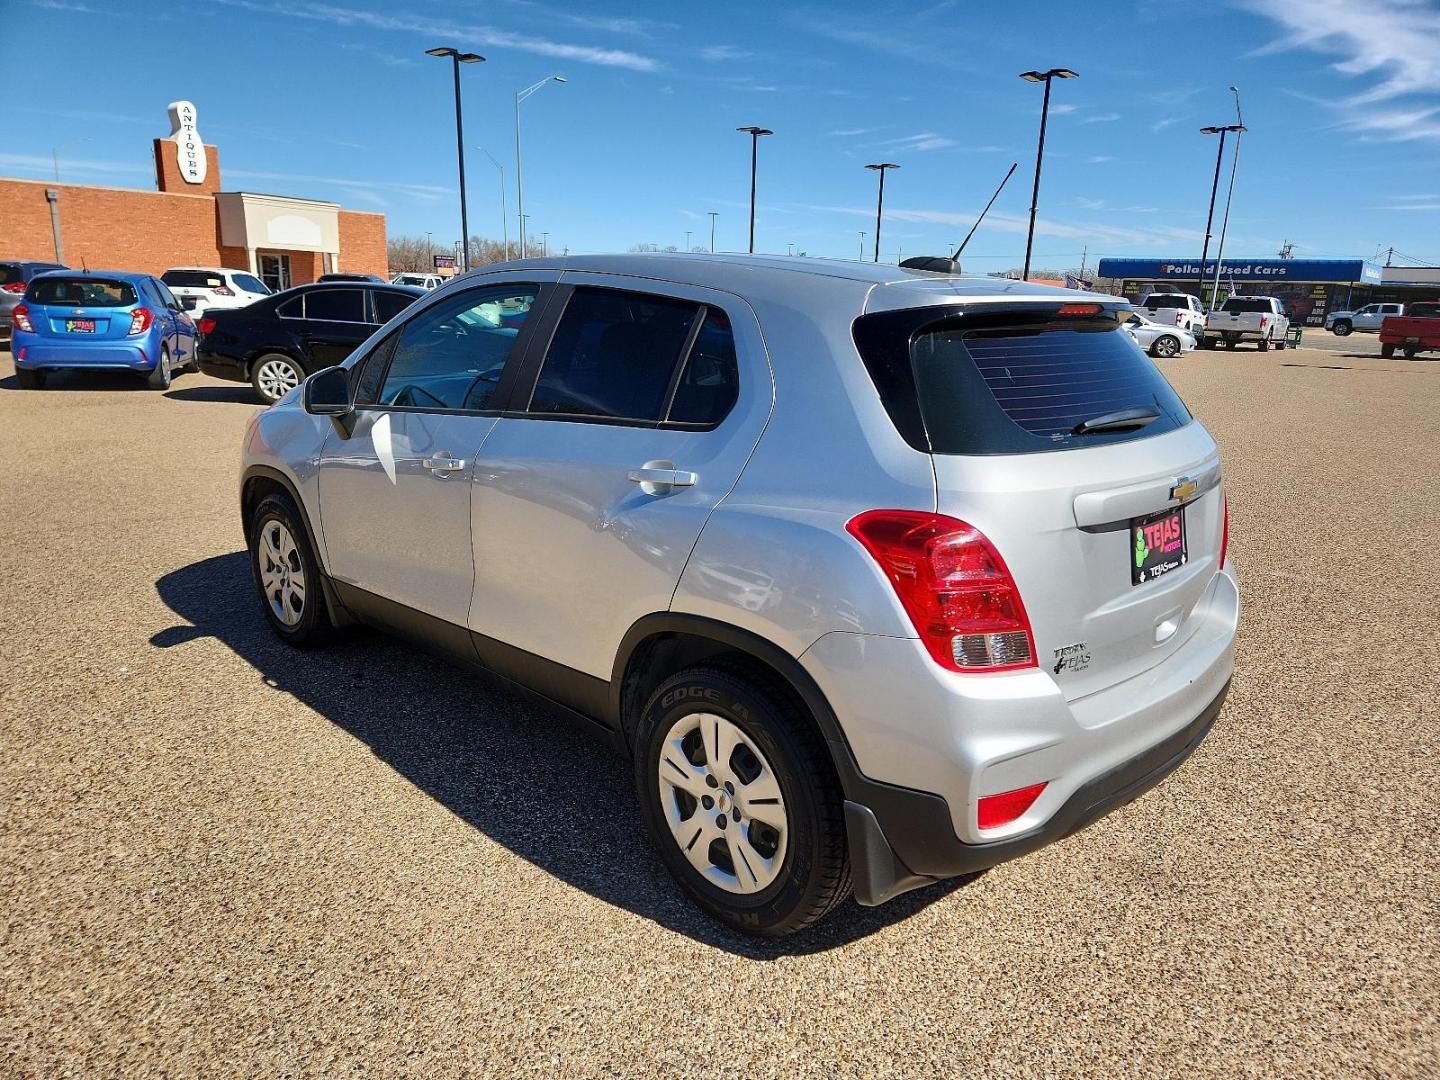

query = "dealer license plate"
(1131, 506), (1187, 586)
(66, 319), (96, 333)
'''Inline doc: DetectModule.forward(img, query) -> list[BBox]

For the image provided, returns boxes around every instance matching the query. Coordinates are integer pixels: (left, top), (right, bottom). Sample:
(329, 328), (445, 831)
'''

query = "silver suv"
(239, 255), (1237, 936)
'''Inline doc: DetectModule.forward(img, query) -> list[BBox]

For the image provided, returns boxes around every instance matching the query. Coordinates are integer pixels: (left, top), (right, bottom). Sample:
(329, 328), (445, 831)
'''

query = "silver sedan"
(1124, 311), (1196, 358)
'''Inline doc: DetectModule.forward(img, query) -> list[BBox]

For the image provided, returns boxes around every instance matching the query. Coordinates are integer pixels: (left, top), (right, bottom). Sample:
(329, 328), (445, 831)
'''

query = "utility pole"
(685, 229), (692, 252)
(1386, 246), (1394, 267)
(1079, 244), (1088, 280)
(708, 212), (718, 253)
(859, 231), (866, 260)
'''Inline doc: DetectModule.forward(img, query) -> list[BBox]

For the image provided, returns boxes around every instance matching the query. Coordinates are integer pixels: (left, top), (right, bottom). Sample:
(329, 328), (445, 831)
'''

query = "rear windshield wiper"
(1071, 407), (1161, 436)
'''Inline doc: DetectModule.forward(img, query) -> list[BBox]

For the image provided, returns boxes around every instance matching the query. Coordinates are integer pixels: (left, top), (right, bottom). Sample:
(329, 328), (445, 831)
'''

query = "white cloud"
(1076, 196), (1106, 210)
(0, 153), (147, 177)
(226, 168), (452, 204)
(1151, 116), (1182, 132)
(830, 126), (881, 137)
(1082, 112), (1121, 123)
(878, 131), (957, 152)
(1088, 154), (1116, 163)
(1049, 103), (1079, 115)
(217, 0), (659, 71)
(699, 45), (752, 62)
(1240, 0), (1440, 141)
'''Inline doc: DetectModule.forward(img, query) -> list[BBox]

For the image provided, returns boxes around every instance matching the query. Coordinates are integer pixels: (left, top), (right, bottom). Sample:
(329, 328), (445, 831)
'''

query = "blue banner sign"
(1096, 258), (1381, 284)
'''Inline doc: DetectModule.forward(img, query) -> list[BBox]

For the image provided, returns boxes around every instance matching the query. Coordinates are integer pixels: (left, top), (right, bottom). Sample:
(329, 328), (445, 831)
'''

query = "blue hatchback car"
(11, 270), (197, 390)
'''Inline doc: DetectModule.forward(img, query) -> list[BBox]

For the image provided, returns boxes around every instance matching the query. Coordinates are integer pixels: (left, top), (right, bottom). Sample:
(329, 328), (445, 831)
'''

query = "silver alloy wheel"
(257, 520), (306, 626)
(1153, 335), (1179, 358)
(256, 358), (301, 402)
(657, 711), (788, 895)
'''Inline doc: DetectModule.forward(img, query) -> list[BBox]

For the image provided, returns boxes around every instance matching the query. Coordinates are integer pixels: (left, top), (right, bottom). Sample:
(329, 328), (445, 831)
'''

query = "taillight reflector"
(129, 307), (153, 335)
(977, 782), (1048, 830)
(846, 510), (1036, 673)
(1219, 491), (1230, 570)
(11, 304), (34, 332)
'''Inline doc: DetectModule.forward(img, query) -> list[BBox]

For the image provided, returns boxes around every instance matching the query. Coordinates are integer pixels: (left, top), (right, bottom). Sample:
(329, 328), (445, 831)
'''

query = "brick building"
(0, 102), (387, 288)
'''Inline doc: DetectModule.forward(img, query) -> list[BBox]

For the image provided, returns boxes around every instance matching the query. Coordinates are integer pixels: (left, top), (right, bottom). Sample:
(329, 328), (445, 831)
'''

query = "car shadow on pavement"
(164, 385), (262, 404)
(0, 369), (156, 391)
(152, 552), (973, 958)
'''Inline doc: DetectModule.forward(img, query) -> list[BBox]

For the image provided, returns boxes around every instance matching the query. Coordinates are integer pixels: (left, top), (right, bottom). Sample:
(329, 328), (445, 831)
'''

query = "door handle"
(422, 452), (467, 475)
(627, 464), (697, 492)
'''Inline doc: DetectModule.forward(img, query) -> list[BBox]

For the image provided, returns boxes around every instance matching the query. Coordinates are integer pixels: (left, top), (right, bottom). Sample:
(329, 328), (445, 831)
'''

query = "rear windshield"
(1221, 298), (1273, 313)
(853, 306), (1192, 455)
(1406, 303), (1440, 318)
(27, 277), (137, 307)
(162, 270), (226, 289)
(1144, 294), (1191, 308)
(0, 265), (22, 286)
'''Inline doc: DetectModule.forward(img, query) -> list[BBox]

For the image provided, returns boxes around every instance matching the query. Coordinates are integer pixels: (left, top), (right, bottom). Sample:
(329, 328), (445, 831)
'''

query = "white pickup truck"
(1325, 302), (1403, 336)
(1201, 296), (1291, 351)
(1138, 291), (1206, 336)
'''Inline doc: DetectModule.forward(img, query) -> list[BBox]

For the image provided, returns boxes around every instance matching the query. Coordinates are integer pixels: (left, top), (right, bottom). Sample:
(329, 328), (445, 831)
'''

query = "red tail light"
(847, 510), (1036, 672)
(213, 285), (235, 296)
(1056, 302), (1102, 317)
(129, 307), (154, 334)
(11, 304), (34, 333)
(978, 782), (1048, 830)
(1, 282), (26, 294)
(198, 316), (216, 337)
(1219, 491), (1230, 570)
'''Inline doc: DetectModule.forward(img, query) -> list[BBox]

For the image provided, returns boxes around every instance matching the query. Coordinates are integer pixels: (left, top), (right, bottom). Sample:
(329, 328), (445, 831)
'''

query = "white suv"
(239, 255), (1238, 936)
(161, 266), (271, 317)
(390, 272), (445, 290)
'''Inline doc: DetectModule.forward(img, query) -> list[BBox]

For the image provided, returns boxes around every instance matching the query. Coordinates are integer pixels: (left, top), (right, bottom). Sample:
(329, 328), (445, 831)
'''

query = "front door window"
(258, 253), (291, 292)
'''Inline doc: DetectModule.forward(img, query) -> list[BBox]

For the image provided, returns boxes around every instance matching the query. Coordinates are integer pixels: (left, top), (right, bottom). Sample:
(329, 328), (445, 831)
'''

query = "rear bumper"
(12, 338), (156, 370)
(196, 348), (248, 383)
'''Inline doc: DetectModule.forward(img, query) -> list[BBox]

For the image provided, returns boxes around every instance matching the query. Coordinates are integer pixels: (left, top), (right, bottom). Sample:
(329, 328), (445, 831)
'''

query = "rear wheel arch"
(612, 615), (853, 776)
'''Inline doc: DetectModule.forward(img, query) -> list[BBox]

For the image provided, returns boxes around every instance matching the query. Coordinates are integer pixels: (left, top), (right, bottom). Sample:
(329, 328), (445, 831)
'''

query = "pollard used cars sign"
(1095, 258), (1382, 284)
(165, 100), (206, 185)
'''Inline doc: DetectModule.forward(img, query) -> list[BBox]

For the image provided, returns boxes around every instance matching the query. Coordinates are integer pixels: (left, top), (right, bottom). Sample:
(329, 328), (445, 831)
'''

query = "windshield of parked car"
(1221, 298), (1274, 313)
(27, 277), (137, 307)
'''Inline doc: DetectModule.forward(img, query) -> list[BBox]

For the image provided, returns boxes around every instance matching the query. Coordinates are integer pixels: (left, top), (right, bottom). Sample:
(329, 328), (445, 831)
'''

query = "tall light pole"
(1198, 122), (1246, 302)
(1019, 68), (1078, 282)
(515, 75), (566, 258)
(1210, 87), (1244, 308)
(426, 47), (484, 272)
(476, 146), (509, 260)
(865, 162), (900, 263)
(708, 211), (718, 252)
(859, 231), (866, 260)
(542, 231), (549, 257)
(736, 126), (773, 254)
(685, 229), (692, 252)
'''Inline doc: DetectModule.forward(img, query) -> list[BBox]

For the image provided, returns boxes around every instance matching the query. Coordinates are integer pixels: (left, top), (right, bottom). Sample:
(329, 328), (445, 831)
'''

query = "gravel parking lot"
(2, 345), (1436, 1079)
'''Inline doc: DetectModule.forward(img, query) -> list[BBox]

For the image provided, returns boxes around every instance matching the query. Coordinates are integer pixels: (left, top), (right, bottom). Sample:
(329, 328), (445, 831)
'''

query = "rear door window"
(667, 308), (739, 426)
(854, 306), (1191, 454)
(27, 277), (137, 307)
(528, 287), (700, 422)
(302, 288), (365, 323)
(232, 273), (270, 295)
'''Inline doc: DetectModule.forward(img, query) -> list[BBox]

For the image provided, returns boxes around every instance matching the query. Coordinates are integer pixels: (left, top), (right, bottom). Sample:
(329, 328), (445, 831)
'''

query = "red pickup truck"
(1379, 301), (1440, 358)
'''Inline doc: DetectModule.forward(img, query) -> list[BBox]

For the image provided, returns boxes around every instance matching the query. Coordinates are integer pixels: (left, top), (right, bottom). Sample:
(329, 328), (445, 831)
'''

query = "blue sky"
(8, 0), (1440, 270)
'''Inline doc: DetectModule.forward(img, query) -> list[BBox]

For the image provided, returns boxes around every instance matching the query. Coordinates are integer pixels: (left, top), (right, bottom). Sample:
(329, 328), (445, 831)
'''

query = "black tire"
(1149, 335), (1181, 359)
(16, 367), (45, 389)
(146, 346), (172, 390)
(1257, 336), (1271, 352)
(247, 492), (332, 647)
(1380, 343), (1396, 358)
(1404, 347), (1420, 358)
(634, 664), (851, 936)
(250, 353), (305, 405)
(1199, 337), (1215, 350)
(1332, 321), (1352, 337)
(1276, 338), (1288, 350)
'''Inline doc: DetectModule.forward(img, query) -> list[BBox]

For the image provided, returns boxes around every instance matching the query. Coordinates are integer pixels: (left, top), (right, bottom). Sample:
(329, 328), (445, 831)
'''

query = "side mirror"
(303, 366), (352, 416)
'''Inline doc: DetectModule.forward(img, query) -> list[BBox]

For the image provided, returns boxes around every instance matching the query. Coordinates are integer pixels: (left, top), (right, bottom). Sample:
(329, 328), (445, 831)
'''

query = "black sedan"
(196, 282), (424, 403)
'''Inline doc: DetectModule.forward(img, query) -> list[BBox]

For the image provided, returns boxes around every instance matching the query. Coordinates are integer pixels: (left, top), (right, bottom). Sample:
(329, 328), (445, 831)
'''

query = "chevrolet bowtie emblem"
(1171, 477), (1199, 502)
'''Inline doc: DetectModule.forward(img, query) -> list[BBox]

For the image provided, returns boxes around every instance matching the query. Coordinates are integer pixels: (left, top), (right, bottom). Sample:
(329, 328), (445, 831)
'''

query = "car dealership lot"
(1, 349), (1435, 1077)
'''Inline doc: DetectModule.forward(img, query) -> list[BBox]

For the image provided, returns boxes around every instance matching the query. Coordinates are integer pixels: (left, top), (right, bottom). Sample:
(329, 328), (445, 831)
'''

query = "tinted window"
(162, 270), (226, 289)
(303, 288), (365, 322)
(530, 287), (700, 421)
(0, 264), (23, 286)
(27, 277), (136, 307)
(232, 273), (269, 295)
(1221, 298), (1274, 313)
(276, 295), (304, 318)
(1145, 294), (1192, 308)
(376, 284), (538, 411)
(1409, 303), (1440, 318)
(373, 289), (417, 324)
(853, 307), (1191, 455)
(668, 308), (739, 426)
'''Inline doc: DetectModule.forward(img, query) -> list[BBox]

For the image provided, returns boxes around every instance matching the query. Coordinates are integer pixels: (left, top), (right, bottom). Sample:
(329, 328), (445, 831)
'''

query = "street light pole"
(426, 47), (485, 273)
(1199, 121), (1246, 303)
(1210, 88), (1244, 308)
(865, 162), (900, 263)
(685, 230), (692, 252)
(708, 212), (718, 253)
(736, 126), (773, 254)
(1019, 68), (1078, 282)
(542, 231), (549, 257)
(859, 231), (866, 260)
(515, 75), (567, 259)
(476, 146), (508, 260)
